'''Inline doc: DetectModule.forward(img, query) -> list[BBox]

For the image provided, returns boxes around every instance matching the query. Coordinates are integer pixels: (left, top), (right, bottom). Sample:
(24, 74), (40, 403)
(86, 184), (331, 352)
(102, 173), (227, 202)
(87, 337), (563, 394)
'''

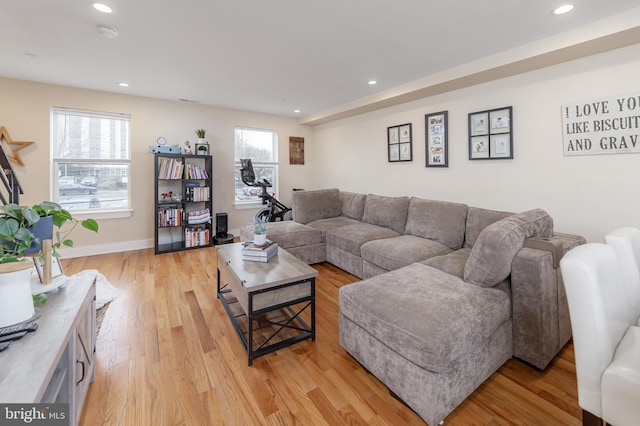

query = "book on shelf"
(186, 163), (209, 180)
(157, 207), (182, 227)
(158, 157), (184, 179)
(186, 186), (209, 202)
(185, 227), (210, 248)
(242, 250), (278, 263)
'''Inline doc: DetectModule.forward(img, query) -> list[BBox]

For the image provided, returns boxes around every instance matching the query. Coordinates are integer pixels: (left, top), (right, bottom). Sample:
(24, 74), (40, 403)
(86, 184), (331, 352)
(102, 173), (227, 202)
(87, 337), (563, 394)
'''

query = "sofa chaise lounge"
(240, 188), (585, 425)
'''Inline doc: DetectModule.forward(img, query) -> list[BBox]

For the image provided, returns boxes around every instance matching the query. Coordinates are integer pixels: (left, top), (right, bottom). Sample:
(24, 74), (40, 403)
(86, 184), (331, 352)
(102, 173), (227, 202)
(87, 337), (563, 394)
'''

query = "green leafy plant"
(198, 144), (208, 151)
(195, 129), (206, 138)
(0, 201), (99, 264)
(252, 217), (268, 235)
(33, 293), (47, 306)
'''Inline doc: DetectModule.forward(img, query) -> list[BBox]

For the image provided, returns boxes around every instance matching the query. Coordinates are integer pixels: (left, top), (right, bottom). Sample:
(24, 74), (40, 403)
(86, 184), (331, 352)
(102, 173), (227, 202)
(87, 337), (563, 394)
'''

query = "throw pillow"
(464, 208), (554, 287)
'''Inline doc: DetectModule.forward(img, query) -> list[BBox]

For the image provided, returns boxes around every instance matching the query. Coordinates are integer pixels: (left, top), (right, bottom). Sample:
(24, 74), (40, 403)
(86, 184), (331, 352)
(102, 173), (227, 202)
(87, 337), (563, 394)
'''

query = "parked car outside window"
(59, 183), (97, 195)
(59, 176), (79, 184)
(81, 176), (97, 186)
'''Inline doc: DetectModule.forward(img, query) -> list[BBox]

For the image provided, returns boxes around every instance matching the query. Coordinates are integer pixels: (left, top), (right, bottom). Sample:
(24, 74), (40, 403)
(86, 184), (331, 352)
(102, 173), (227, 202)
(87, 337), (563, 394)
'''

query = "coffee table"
(216, 242), (318, 365)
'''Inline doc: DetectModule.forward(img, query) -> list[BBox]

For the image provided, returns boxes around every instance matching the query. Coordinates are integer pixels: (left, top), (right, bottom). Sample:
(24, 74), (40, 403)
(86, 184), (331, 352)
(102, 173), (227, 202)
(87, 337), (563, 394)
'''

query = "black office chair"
(240, 159), (292, 222)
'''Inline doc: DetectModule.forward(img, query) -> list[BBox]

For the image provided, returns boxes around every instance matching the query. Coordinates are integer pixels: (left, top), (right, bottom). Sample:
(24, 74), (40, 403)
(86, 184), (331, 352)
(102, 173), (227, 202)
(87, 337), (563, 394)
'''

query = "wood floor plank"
(64, 247), (581, 425)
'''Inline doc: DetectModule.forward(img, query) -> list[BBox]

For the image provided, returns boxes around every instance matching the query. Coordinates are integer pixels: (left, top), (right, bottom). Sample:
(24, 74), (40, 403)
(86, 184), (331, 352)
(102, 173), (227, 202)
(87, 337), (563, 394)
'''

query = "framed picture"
(468, 106), (513, 160)
(425, 111), (448, 167)
(388, 123), (412, 162)
(34, 255), (64, 283)
(289, 136), (305, 165)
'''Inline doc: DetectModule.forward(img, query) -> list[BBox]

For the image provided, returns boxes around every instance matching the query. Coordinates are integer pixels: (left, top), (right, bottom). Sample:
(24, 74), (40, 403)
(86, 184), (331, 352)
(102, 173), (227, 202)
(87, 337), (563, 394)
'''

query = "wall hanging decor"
(468, 106), (513, 160)
(289, 136), (304, 164)
(425, 111), (448, 167)
(0, 126), (34, 166)
(388, 123), (412, 162)
(562, 92), (640, 156)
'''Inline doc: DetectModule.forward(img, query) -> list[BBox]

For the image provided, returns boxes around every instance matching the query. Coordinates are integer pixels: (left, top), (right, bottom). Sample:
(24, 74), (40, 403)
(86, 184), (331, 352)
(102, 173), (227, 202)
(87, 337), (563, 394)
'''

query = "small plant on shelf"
(195, 129), (206, 139)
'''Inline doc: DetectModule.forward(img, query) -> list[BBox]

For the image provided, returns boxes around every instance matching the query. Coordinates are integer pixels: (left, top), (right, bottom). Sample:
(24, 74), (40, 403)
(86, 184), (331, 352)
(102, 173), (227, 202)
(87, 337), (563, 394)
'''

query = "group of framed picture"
(386, 105), (513, 166)
(468, 106), (513, 160)
(387, 123), (413, 162)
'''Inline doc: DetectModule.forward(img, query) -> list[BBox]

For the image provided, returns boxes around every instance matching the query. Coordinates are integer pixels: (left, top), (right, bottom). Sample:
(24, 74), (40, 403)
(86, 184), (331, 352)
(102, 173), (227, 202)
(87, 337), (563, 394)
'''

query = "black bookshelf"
(153, 153), (213, 254)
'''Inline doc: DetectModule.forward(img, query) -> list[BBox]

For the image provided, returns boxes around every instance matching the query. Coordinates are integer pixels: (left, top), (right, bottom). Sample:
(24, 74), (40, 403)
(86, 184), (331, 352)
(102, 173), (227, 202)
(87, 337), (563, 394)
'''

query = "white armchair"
(605, 227), (640, 325)
(560, 243), (640, 426)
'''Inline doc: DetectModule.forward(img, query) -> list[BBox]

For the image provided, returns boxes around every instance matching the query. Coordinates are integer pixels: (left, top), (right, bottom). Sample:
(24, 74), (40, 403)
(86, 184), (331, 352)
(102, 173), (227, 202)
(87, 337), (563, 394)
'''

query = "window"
(234, 127), (278, 204)
(51, 107), (131, 212)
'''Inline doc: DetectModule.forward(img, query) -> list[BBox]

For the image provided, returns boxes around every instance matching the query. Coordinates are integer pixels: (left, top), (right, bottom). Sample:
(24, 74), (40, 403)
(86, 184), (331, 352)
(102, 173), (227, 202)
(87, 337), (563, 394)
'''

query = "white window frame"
(51, 107), (132, 219)
(234, 127), (279, 208)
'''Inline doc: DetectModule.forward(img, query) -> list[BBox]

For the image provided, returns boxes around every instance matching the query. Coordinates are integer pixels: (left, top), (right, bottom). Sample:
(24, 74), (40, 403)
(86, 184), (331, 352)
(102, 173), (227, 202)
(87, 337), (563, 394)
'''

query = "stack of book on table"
(242, 240), (278, 262)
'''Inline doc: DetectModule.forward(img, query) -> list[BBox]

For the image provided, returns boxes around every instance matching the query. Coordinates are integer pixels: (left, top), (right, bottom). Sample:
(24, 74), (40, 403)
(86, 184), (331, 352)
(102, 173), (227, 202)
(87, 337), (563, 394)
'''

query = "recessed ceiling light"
(92, 2), (112, 13)
(294, 109), (301, 113)
(553, 4), (574, 15)
(118, 82), (129, 87)
(368, 80), (377, 85)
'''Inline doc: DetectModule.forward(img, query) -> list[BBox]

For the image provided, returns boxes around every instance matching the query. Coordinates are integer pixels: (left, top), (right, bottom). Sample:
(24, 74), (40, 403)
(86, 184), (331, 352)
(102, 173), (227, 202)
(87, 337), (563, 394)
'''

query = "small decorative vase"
(198, 137), (205, 145)
(254, 233), (267, 246)
(0, 261), (36, 328)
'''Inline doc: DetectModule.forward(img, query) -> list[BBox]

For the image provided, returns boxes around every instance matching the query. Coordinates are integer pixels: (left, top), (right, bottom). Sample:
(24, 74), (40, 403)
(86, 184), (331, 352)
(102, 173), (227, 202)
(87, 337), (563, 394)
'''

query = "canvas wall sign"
(562, 93), (640, 156)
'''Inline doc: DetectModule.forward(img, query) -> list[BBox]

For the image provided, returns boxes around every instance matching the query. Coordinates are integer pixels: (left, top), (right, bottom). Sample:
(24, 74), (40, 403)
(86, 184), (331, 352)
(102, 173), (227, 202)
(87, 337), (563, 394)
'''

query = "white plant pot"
(254, 233), (267, 246)
(0, 262), (36, 328)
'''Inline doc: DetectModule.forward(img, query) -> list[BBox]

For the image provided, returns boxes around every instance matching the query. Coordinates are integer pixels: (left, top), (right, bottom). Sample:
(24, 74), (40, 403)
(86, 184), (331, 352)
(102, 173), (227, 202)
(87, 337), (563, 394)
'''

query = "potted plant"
(252, 217), (268, 246)
(0, 202), (99, 327)
(195, 129), (206, 145)
(197, 144), (209, 156)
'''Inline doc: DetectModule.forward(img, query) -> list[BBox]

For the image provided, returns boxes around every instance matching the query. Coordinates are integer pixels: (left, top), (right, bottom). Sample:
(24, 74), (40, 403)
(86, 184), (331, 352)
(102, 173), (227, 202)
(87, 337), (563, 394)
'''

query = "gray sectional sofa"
(239, 188), (585, 425)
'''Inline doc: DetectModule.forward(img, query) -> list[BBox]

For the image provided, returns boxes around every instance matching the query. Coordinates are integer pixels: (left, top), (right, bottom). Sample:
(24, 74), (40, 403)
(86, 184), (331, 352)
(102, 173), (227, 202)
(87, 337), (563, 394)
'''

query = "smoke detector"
(98, 26), (118, 39)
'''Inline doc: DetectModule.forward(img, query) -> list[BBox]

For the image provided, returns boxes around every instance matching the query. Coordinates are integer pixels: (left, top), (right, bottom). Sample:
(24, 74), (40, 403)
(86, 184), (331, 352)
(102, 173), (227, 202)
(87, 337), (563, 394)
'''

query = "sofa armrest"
(523, 237), (564, 268)
(511, 233), (586, 369)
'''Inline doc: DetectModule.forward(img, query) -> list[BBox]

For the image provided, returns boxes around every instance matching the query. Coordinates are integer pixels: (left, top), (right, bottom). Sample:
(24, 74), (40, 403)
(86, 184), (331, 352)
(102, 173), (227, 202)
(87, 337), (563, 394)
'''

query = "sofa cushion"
(306, 216), (362, 242)
(361, 235), (452, 271)
(463, 207), (512, 248)
(422, 248), (472, 278)
(326, 222), (400, 257)
(292, 188), (341, 224)
(464, 209), (554, 287)
(240, 221), (322, 249)
(339, 262), (511, 372)
(361, 194), (410, 234)
(340, 191), (367, 220)
(404, 198), (468, 249)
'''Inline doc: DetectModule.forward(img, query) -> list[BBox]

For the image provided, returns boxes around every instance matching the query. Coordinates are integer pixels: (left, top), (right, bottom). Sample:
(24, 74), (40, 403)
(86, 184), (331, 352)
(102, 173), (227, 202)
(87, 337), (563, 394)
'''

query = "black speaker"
(216, 212), (228, 238)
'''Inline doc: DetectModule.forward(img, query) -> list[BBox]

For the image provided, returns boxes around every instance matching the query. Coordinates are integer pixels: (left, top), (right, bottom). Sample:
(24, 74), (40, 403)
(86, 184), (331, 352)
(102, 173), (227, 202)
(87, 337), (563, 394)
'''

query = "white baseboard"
(58, 229), (242, 259)
(59, 239), (154, 259)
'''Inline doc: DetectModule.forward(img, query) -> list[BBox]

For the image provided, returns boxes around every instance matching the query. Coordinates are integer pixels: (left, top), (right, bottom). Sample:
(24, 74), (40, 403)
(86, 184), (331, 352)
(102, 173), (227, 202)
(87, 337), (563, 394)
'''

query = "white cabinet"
(0, 274), (96, 426)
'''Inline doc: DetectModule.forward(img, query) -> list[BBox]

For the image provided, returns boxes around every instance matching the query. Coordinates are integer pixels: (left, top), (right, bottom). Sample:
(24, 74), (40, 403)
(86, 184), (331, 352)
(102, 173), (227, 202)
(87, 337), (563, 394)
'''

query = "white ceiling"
(1, 1), (639, 122)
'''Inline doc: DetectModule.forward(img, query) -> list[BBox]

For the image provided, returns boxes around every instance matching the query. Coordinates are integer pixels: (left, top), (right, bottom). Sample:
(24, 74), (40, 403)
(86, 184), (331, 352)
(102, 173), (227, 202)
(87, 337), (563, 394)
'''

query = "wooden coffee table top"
(216, 242), (318, 293)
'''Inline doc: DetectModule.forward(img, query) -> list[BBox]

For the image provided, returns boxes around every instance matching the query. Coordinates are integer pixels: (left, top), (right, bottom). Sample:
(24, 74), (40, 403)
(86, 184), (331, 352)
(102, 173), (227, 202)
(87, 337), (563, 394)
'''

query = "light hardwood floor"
(62, 247), (581, 425)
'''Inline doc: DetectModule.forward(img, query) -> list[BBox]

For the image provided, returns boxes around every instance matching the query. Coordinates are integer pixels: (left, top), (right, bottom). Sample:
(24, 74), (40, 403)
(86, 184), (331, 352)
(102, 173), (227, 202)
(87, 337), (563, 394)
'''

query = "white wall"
(310, 44), (640, 243)
(0, 78), (314, 255)
(1, 41), (637, 254)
